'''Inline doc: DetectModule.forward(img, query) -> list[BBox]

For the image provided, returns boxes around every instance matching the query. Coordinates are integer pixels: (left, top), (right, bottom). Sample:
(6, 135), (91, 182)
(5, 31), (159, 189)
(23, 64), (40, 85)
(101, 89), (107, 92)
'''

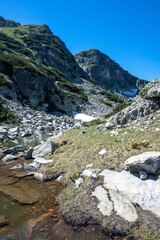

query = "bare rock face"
(140, 79), (160, 100)
(75, 49), (148, 94)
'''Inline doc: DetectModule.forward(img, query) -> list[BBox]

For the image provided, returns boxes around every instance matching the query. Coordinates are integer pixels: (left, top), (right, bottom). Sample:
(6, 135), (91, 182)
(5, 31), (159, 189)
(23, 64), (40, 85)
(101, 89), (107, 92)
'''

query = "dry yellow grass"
(45, 111), (160, 184)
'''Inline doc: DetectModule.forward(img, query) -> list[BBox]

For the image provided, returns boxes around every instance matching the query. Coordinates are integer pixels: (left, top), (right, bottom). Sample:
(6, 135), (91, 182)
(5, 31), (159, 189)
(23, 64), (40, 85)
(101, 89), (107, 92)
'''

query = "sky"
(0, 0), (160, 81)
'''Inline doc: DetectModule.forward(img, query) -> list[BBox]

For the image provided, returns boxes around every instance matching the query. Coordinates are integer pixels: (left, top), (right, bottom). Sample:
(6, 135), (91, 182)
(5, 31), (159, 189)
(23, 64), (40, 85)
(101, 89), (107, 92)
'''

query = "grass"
(45, 110), (160, 184)
(100, 91), (123, 103)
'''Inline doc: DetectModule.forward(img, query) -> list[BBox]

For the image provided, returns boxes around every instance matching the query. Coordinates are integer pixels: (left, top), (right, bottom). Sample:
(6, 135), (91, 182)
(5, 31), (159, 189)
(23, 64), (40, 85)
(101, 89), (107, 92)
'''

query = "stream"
(0, 136), (125, 240)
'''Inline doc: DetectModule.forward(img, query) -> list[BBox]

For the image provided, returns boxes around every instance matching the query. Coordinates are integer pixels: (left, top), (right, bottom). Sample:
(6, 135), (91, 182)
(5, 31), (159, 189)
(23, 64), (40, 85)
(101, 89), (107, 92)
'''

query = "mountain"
(0, 17), (89, 114)
(0, 17), (148, 118)
(75, 49), (148, 96)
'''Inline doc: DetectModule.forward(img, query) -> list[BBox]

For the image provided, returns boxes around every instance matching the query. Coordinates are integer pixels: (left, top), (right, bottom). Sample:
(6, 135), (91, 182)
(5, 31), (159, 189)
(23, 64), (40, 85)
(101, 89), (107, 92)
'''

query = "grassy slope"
(46, 110), (160, 184)
(0, 25), (87, 103)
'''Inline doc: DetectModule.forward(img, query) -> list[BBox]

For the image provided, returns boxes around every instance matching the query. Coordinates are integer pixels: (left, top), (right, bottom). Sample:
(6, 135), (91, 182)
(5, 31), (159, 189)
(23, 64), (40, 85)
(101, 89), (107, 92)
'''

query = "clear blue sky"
(1, 0), (160, 81)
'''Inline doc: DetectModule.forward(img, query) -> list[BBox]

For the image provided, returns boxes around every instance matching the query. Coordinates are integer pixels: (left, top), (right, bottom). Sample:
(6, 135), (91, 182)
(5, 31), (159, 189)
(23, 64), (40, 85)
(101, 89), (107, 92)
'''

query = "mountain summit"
(75, 49), (147, 96)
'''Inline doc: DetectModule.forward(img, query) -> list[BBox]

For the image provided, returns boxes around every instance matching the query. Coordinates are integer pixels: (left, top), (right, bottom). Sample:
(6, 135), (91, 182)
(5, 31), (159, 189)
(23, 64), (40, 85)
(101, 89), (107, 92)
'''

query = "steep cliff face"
(0, 18), (89, 114)
(75, 49), (148, 96)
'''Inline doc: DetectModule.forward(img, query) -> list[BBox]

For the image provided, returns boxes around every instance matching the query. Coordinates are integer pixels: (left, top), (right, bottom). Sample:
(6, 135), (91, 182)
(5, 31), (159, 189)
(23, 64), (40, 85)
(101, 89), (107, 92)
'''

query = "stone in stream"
(0, 182), (42, 205)
(2, 154), (19, 163)
(24, 157), (53, 171)
(3, 145), (24, 154)
(25, 147), (34, 160)
(32, 139), (58, 158)
(10, 164), (23, 170)
(124, 151), (160, 174)
(0, 215), (9, 227)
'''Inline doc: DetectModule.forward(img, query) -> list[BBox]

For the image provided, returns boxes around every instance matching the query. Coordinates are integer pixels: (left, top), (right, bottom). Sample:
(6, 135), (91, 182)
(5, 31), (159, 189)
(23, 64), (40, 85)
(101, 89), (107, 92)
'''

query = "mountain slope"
(75, 49), (148, 96)
(0, 18), (89, 114)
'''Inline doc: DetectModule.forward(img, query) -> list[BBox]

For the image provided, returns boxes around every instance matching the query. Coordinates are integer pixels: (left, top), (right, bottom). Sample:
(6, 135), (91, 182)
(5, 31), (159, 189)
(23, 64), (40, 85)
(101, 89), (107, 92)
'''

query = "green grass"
(100, 91), (123, 103)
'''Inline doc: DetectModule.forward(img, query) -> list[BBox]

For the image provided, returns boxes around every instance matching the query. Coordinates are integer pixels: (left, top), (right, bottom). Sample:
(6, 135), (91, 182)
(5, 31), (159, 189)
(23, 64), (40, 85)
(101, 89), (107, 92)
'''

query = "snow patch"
(114, 88), (138, 97)
(73, 112), (97, 122)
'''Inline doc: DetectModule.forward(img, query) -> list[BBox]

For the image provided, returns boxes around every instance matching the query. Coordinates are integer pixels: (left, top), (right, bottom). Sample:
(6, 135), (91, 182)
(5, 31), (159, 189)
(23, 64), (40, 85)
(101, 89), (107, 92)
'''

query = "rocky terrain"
(0, 16), (160, 240)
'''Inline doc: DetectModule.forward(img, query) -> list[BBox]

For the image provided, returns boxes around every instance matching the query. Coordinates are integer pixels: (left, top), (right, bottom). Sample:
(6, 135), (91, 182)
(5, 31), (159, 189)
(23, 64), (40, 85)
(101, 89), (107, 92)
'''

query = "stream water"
(0, 138), (126, 240)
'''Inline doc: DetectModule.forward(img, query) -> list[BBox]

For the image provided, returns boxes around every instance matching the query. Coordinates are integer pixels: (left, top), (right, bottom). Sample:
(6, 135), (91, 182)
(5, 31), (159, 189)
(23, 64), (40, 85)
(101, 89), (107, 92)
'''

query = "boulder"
(25, 147), (34, 159)
(100, 169), (160, 218)
(32, 139), (58, 158)
(124, 151), (160, 174)
(2, 154), (19, 163)
(24, 157), (52, 171)
(3, 145), (24, 154)
(140, 79), (160, 100)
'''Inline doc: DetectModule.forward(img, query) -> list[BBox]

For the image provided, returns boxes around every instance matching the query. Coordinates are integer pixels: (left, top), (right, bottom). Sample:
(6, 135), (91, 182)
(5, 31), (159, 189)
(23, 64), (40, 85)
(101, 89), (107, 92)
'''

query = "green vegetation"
(99, 99), (112, 107)
(100, 91), (123, 103)
(131, 141), (150, 149)
(0, 99), (19, 124)
(0, 73), (11, 89)
(70, 173), (81, 182)
(85, 119), (106, 127)
(62, 194), (76, 200)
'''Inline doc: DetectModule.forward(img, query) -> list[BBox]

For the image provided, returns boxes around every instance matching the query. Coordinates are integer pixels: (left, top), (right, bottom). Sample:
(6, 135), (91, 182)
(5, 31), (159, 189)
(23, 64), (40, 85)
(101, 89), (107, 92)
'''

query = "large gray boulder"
(100, 169), (160, 218)
(3, 145), (24, 154)
(140, 79), (160, 100)
(32, 139), (58, 158)
(2, 154), (19, 163)
(24, 157), (52, 171)
(124, 152), (160, 174)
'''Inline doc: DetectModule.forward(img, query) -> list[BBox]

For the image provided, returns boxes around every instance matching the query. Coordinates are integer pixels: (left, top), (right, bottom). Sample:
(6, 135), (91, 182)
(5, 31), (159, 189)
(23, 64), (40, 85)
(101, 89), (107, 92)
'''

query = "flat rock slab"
(100, 169), (160, 218)
(92, 186), (113, 216)
(0, 215), (9, 227)
(0, 182), (42, 205)
(124, 151), (160, 174)
(2, 154), (19, 163)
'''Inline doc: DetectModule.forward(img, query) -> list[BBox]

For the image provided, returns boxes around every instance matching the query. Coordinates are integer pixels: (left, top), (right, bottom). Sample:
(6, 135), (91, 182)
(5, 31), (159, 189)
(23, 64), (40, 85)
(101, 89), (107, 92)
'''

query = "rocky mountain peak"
(75, 49), (148, 96)
(0, 16), (21, 28)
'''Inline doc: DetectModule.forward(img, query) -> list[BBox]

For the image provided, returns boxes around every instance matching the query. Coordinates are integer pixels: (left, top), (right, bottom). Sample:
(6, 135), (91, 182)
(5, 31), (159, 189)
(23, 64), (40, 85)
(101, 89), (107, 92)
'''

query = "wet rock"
(3, 145), (24, 154)
(124, 151), (160, 174)
(32, 139), (58, 158)
(0, 215), (9, 227)
(2, 154), (19, 163)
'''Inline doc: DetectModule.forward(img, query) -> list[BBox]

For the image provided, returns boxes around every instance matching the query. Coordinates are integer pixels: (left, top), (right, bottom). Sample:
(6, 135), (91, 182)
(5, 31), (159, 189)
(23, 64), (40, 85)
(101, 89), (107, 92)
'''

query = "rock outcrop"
(75, 49), (148, 95)
(140, 79), (160, 100)
(0, 16), (20, 27)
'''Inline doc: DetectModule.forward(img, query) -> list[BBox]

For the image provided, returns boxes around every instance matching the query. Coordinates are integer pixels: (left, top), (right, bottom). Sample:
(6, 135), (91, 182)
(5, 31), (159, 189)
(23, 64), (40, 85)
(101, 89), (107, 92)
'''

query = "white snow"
(73, 113), (97, 122)
(114, 88), (138, 97)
